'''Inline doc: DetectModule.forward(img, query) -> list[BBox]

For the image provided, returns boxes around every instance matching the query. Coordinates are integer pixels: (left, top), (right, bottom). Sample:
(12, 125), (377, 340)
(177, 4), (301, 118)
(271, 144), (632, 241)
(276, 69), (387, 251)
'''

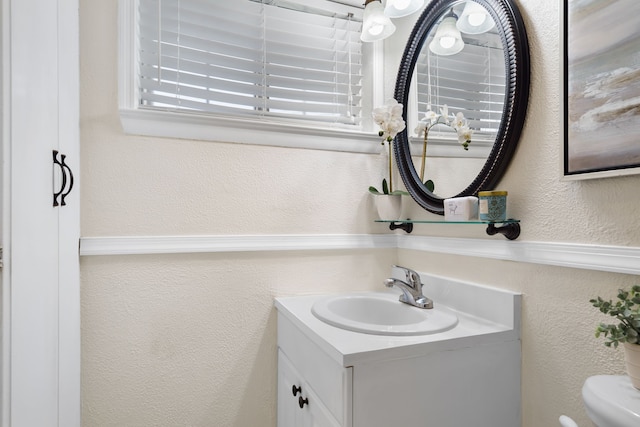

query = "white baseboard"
(79, 234), (640, 275)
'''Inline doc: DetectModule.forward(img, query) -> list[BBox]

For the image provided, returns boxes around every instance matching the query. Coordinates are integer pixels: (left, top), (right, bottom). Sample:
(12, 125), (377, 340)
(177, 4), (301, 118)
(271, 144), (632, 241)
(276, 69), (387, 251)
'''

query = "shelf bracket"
(486, 222), (520, 240)
(389, 222), (413, 233)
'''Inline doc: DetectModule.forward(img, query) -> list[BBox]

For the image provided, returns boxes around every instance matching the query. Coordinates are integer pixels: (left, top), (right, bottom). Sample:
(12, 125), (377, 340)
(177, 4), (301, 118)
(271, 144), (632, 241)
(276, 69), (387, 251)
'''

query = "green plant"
(591, 285), (640, 348)
(368, 179), (408, 196)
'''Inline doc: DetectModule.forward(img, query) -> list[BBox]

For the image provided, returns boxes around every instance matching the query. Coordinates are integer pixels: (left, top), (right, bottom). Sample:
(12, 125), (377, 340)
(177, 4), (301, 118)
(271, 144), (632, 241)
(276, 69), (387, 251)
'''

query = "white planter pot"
(373, 194), (403, 220)
(623, 343), (640, 389)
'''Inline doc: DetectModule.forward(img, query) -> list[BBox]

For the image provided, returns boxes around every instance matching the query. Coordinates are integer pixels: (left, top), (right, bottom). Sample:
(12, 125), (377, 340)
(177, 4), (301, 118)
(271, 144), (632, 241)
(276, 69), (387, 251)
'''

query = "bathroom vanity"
(274, 273), (522, 427)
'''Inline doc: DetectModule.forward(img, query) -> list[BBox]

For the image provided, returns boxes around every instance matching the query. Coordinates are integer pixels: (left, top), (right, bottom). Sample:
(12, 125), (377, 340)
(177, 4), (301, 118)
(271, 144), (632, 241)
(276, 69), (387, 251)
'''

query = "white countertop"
(275, 272), (521, 366)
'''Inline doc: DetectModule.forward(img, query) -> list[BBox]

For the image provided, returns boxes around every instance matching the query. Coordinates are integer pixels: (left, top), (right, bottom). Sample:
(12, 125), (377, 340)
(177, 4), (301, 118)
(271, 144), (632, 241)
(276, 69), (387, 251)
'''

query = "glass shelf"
(375, 219), (521, 240)
(375, 219), (520, 225)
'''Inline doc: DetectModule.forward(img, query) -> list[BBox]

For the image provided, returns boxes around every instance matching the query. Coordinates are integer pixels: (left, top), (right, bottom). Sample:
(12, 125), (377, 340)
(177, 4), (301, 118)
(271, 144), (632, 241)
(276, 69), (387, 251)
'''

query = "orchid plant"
(369, 99), (408, 195)
(414, 105), (473, 191)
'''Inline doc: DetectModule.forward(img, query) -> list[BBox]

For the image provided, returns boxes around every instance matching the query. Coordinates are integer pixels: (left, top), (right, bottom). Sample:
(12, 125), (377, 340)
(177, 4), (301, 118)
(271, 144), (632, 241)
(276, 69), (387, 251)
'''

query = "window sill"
(119, 108), (381, 153)
(407, 136), (493, 159)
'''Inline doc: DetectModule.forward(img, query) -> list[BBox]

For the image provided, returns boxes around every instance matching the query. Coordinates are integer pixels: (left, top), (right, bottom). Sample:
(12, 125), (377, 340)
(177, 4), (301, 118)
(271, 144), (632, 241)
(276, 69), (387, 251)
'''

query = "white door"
(1, 0), (80, 425)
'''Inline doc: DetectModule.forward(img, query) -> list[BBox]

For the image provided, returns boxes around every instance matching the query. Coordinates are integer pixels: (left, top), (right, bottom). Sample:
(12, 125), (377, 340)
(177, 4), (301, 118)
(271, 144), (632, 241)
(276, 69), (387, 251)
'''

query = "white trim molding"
(79, 234), (398, 256)
(80, 234), (640, 275)
(118, 108), (381, 154)
(396, 236), (640, 275)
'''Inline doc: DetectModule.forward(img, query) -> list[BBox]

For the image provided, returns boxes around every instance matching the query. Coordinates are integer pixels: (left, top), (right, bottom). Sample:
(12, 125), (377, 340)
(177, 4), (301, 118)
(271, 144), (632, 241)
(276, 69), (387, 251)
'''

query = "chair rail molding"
(79, 234), (398, 256)
(79, 234), (640, 275)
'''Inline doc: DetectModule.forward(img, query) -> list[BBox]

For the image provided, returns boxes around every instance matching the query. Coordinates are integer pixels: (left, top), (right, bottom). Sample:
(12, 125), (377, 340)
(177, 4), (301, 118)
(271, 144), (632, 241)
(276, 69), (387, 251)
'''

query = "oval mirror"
(393, 0), (530, 215)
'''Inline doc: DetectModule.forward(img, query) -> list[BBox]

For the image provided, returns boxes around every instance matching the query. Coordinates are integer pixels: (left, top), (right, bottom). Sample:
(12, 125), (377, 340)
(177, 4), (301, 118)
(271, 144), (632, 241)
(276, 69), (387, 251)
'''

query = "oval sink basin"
(311, 293), (458, 336)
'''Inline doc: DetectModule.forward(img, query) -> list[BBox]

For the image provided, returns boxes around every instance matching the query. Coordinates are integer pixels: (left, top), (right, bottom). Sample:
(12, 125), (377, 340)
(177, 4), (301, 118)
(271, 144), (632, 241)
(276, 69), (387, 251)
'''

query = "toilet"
(560, 415), (579, 427)
(582, 375), (640, 426)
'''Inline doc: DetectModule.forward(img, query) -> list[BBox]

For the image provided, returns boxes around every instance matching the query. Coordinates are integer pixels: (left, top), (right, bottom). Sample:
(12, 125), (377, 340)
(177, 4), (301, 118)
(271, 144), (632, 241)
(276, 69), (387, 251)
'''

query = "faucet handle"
(392, 265), (422, 289)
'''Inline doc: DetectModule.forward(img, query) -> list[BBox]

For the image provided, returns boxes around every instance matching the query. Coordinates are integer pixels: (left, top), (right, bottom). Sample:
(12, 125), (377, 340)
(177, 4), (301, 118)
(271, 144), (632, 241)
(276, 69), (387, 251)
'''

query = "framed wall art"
(564, 0), (640, 180)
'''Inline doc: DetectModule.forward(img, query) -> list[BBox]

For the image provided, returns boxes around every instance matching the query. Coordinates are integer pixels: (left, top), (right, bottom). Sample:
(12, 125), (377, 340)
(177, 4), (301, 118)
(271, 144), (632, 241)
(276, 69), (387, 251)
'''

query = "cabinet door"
(2, 0), (80, 425)
(278, 350), (341, 427)
(277, 350), (300, 427)
(302, 380), (342, 427)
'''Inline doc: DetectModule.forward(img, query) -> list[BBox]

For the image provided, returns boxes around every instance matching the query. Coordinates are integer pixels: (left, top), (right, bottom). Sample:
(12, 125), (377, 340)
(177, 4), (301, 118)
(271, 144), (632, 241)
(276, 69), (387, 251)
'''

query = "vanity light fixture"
(456, 1), (495, 34)
(428, 9), (465, 56)
(361, 0), (396, 42)
(384, 0), (425, 18)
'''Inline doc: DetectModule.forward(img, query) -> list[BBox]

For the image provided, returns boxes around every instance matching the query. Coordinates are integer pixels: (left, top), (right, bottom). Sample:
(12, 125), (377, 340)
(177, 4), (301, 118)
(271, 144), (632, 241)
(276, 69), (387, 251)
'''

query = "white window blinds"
(137, 0), (363, 127)
(414, 30), (506, 143)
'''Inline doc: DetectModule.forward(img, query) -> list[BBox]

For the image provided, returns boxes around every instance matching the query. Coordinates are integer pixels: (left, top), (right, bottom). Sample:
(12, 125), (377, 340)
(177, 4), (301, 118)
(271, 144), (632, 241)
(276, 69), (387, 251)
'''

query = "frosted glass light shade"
(429, 16), (464, 55)
(361, 0), (396, 42)
(456, 1), (495, 34)
(384, 0), (425, 18)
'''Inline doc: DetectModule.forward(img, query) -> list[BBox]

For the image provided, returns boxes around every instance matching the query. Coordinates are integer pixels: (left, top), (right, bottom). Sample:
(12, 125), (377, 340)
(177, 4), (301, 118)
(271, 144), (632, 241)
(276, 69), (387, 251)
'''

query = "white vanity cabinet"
(275, 273), (522, 427)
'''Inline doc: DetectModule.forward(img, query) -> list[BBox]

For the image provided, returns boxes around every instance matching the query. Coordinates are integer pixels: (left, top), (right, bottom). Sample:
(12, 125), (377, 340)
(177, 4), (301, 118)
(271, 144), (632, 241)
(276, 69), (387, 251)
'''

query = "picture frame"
(563, 0), (640, 180)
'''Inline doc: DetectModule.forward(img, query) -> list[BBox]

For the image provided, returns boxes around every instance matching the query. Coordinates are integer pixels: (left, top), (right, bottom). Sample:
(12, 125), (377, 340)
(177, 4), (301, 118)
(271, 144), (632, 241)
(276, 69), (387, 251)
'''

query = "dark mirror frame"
(393, 0), (530, 215)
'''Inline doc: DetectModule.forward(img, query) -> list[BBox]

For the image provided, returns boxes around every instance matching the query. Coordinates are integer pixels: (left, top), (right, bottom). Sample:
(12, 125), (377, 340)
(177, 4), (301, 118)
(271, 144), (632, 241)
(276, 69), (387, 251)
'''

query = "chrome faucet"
(384, 265), (433, 309)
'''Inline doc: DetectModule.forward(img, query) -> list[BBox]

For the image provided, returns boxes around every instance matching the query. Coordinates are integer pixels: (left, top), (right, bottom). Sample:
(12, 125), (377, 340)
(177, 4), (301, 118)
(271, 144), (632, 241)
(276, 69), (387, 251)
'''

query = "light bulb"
(368, 24), (384, 36)
(439, 36), (455, 49)
(456, 1), (495, 34)
(361, 0), (396, 42)
(384, 0), (424, 18)
(429, 13), (464, 55)
(468, 12), (486, 27)
(393, 0), (411, 10)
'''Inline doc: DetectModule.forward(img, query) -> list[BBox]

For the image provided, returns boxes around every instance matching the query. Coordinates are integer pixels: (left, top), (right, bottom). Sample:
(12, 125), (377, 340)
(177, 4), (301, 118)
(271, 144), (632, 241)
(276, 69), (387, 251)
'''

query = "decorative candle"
(478, 190), (507, 222)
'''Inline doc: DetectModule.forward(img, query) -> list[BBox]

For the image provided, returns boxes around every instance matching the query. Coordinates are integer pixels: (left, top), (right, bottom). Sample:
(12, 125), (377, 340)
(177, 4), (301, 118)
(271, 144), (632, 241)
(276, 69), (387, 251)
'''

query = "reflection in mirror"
(407, 1), (505, 198)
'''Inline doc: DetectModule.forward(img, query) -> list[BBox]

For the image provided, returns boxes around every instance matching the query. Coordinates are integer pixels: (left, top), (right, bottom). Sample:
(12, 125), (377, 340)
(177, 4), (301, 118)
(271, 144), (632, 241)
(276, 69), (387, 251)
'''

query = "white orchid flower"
(414, 120), (428, 137)
(373, 99), (406, 142)
(452, 112), (468, 130)
(386, 98), (403, 118)
(457, 126), (473, 150)
(423, 110), (440, 125)
(439, 105), (449, 124)
(372, 107), (390, 127)
(383, 118), (406, 141)
(393, 117), (406, 133)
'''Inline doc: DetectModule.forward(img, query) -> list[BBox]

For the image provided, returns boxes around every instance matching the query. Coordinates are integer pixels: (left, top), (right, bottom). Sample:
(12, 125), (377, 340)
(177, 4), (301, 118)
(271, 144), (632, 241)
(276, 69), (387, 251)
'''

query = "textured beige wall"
(80, 1), (640, 427)
(80, 250), (395, 426)
(80, 2), (393, 426)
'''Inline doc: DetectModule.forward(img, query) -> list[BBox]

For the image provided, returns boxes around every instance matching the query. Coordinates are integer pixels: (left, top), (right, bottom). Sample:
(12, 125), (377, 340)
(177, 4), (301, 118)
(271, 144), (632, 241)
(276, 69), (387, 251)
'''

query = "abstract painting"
(564, 0), (640, 179)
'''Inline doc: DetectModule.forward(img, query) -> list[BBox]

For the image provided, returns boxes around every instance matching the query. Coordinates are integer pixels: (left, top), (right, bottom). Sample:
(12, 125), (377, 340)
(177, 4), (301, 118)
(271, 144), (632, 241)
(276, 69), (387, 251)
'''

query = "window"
(119, 0), (377, 152)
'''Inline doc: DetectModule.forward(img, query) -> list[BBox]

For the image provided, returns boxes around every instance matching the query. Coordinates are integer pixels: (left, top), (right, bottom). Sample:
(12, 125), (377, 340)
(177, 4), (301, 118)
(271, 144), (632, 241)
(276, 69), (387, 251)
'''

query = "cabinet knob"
(298, 396), (309, 409)
(292, 385), (301, 396)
